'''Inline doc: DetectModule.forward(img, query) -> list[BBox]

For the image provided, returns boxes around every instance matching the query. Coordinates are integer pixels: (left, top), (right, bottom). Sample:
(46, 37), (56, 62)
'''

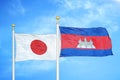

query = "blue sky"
(0, 0), (120, 80)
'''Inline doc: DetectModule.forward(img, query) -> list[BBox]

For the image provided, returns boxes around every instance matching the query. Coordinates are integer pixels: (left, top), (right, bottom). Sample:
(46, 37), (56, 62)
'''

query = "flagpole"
(56, 16), (60, 80)
(12, 24), (15, 80)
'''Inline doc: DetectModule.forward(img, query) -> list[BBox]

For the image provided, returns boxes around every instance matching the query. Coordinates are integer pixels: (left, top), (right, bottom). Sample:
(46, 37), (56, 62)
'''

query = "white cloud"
(1, 61), (56, 77)
(107, 25), (119, 34)
(16, 15), (57, 34)
(26, 0), (120, 37)
(115, 0), (120, 2)
(31, 16), (57, 34)
(84, 1), (93, 9)
(63, 0), (82, 10)
(9, 0), (25, 15)
(17, 61), (55, 70)
(60, 57), (67, 62)
(54, 0), (82, 10)
(54, 0), (119, 33)
(16, 61), (56, 76)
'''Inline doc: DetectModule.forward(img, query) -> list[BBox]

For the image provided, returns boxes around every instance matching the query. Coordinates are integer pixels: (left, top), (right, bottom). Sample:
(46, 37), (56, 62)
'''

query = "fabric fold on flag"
(59, 26), (113, 57)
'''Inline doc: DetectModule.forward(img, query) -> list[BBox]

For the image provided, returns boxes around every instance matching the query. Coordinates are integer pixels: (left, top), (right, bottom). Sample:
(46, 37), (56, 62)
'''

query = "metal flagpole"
(56, 16), (60, 80)
(12, 24), (15, 80)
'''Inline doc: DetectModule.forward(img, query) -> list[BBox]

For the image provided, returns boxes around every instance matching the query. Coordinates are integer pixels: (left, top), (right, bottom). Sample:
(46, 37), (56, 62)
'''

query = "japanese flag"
(15, 34), (56, 61)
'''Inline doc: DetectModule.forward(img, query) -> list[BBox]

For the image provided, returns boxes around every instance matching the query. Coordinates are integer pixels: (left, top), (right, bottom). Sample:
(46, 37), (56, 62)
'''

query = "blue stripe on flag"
(60, 48), (113, 57)
(60, 26), (109, 36)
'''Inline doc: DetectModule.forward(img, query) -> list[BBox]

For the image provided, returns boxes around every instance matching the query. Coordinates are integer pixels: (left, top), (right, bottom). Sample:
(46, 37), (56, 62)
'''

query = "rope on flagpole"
(12, 24), (15, 80)
(56, 16), (60, 80)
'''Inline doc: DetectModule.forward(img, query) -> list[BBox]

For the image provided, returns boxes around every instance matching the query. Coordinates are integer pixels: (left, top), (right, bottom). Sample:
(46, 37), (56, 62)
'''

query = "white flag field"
(15, 34), (56, 61)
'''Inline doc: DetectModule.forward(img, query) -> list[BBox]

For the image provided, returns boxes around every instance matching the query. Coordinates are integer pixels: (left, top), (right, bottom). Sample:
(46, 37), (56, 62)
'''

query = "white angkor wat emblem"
(77, 38), (96, 49)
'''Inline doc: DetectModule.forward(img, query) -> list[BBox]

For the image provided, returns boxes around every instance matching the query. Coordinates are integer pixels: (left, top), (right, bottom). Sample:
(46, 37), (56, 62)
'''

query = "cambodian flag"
(60, 26), (113, 57)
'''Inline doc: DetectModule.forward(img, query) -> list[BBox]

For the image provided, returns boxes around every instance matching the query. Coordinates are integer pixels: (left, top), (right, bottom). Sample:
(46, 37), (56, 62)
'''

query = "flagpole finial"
(12, 24), (15, 30)
(12, 24), (15, 27)
(56, 16), (60, 20)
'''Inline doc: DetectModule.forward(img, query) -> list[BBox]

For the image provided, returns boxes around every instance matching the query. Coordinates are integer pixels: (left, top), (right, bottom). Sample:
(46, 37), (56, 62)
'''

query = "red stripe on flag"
(61, 34), (112, 49)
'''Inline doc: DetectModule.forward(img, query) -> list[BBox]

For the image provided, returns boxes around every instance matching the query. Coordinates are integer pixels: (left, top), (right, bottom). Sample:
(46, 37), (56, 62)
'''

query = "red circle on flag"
(30, 40), (47, 55)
